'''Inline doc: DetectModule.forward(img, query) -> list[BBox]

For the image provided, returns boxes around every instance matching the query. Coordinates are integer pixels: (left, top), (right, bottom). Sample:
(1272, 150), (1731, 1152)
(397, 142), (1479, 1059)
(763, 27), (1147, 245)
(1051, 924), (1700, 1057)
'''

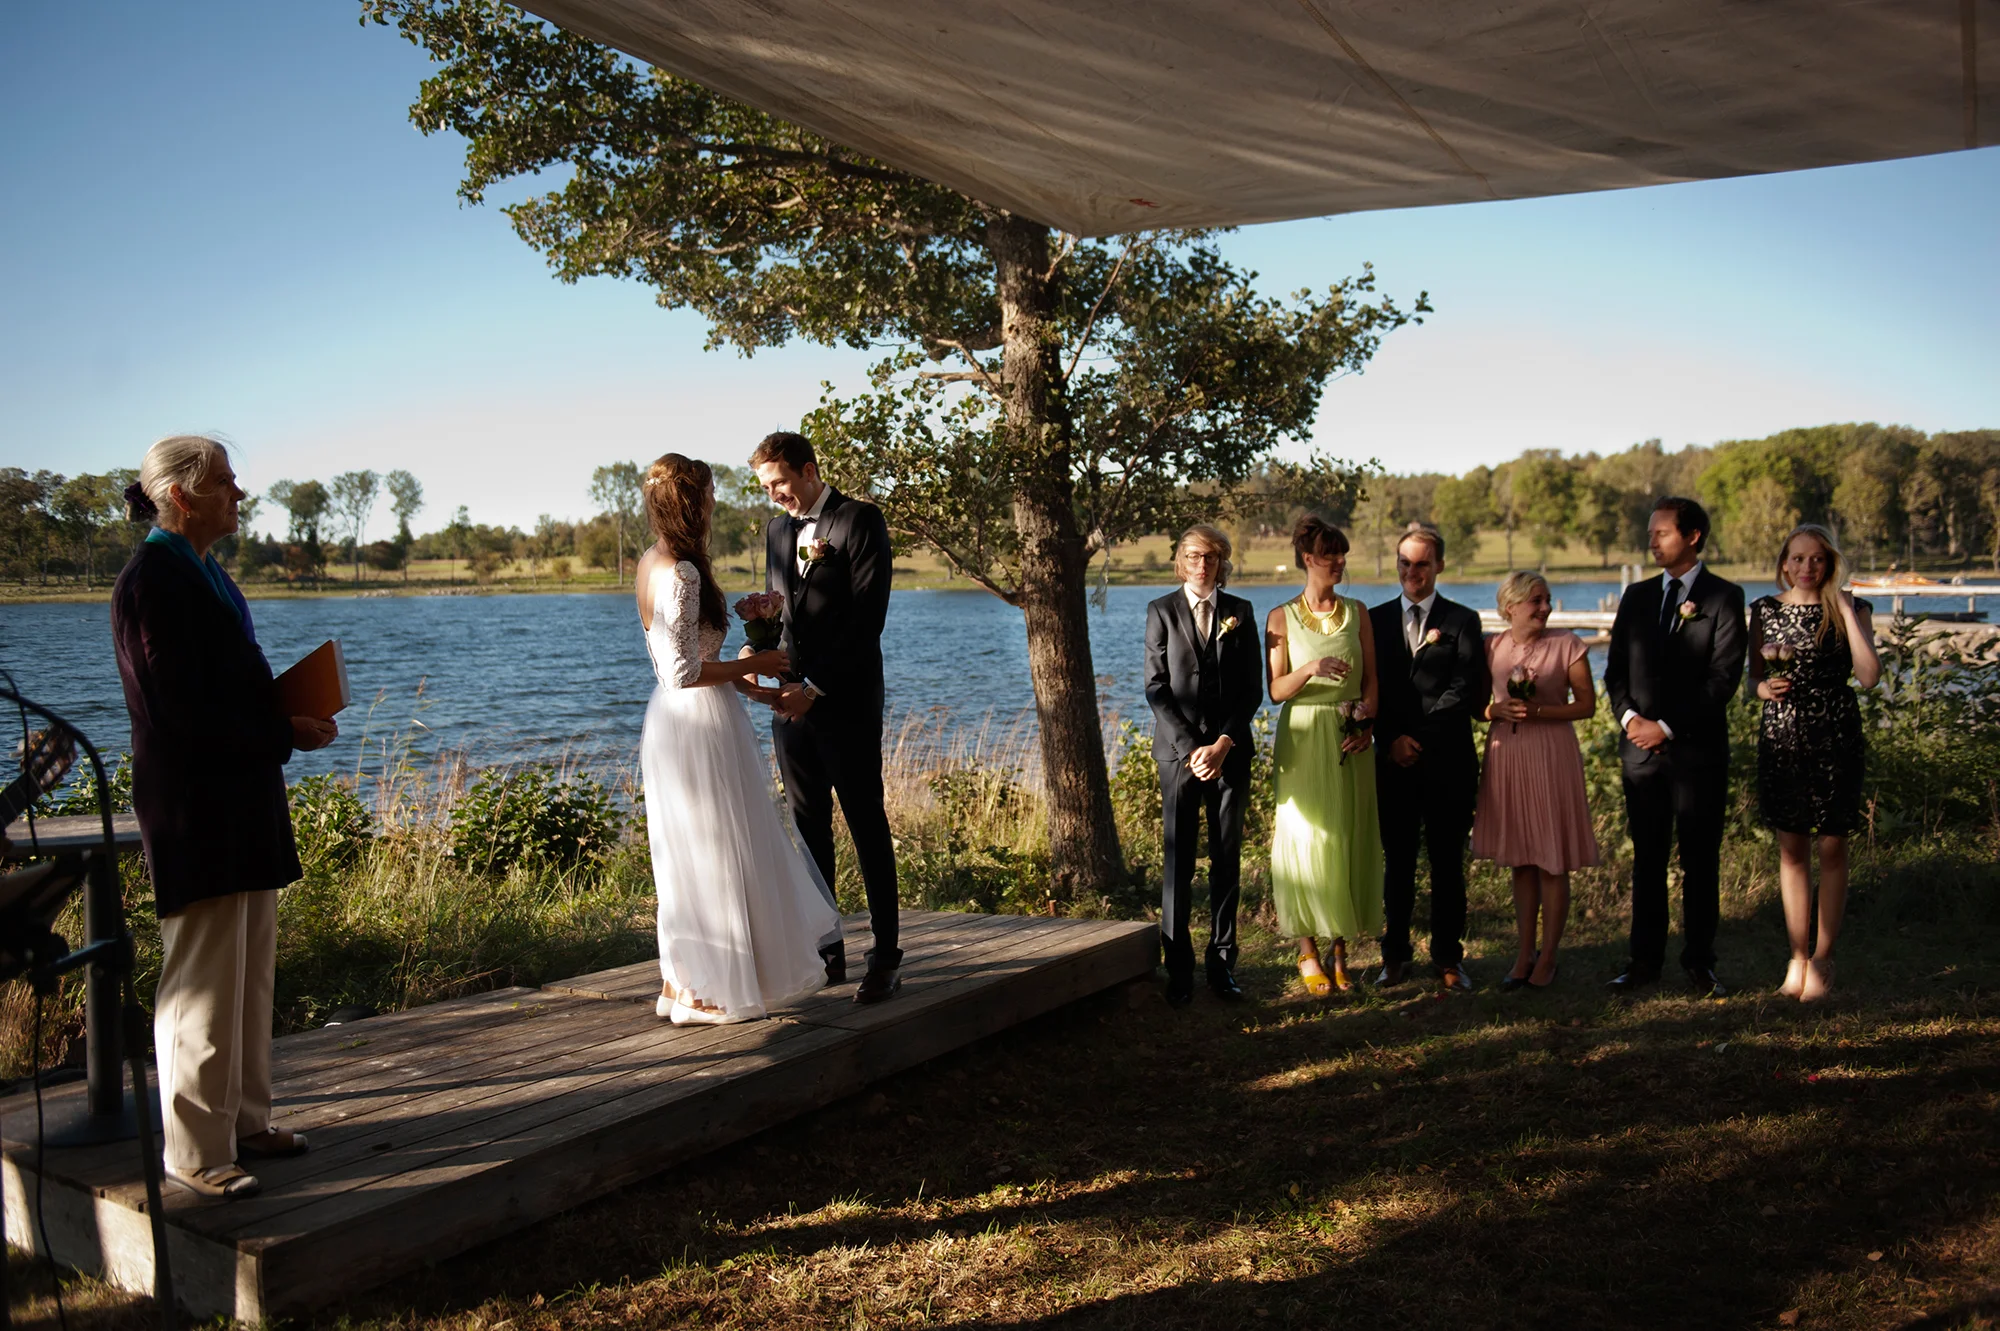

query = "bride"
(636, 452), (842, 1024)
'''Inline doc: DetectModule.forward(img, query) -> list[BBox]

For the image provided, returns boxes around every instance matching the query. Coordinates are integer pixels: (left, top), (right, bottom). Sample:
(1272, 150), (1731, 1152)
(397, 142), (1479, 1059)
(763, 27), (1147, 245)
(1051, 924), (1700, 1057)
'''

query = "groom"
(752, 431), (902, 1003)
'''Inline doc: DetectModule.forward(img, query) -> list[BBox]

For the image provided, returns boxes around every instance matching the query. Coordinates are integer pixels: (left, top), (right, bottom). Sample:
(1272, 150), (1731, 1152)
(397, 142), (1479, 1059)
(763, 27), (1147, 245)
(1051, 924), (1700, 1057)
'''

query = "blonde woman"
(1750, 524), (1879, 1003)
(1265, 514), (1381, 994)
(1473, 572), (1600, 991)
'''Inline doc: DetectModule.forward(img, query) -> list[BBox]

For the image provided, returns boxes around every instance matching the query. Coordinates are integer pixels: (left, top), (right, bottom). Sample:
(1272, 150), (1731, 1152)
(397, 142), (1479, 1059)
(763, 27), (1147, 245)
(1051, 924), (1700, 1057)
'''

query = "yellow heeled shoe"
(1297, 954), (1333, 997)
(1329, 939), (1355, 993)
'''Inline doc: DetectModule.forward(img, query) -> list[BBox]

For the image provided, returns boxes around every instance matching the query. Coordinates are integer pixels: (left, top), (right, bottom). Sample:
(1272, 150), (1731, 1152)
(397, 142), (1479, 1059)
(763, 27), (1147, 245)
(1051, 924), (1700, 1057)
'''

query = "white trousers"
(154, 890), (276, 1173)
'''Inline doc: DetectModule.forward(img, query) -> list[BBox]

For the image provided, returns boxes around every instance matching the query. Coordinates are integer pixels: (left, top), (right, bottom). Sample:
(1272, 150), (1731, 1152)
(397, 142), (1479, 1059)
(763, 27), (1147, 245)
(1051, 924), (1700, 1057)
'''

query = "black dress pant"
(1621, 744), (1726, 971)
(1377, 757), (1474, 969)
(774, 702), (900, 963)
(1158, 745), (1248, 980)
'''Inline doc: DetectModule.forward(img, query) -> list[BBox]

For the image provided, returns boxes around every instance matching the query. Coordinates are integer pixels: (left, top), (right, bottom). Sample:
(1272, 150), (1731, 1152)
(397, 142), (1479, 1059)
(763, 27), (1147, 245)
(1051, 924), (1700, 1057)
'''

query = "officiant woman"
(112, 434), (336, 1200)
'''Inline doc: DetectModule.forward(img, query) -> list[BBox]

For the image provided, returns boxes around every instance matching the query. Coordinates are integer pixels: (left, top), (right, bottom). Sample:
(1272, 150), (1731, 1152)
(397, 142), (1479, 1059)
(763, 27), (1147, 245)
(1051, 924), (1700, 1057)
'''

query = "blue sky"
(4, 1), (1996, 541)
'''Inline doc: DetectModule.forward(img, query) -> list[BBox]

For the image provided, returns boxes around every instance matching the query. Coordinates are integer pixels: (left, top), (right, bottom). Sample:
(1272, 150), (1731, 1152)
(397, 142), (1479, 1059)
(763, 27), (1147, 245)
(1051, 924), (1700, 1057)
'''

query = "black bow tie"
(788, 514), (809, 534)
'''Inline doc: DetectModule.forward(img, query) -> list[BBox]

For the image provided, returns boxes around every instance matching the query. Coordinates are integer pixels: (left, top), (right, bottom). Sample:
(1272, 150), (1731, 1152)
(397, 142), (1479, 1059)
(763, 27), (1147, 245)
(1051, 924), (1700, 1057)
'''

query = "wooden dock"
(1, 909), (1155, 1321)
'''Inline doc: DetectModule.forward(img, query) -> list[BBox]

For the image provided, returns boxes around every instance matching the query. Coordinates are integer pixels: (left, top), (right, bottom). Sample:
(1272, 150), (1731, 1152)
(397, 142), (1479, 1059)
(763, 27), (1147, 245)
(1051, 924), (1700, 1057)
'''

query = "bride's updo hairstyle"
(643, 453), (728, 631)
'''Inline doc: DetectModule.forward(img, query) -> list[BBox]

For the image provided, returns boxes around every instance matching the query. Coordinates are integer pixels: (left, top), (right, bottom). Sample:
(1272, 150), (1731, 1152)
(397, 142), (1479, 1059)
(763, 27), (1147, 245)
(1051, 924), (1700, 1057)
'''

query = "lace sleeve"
(660, 561), (704, 689)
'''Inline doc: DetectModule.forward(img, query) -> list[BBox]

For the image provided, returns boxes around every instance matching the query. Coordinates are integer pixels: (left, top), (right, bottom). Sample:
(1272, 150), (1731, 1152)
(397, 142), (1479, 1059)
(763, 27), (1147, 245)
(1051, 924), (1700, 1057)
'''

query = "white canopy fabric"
(520, 0), (1993, 236)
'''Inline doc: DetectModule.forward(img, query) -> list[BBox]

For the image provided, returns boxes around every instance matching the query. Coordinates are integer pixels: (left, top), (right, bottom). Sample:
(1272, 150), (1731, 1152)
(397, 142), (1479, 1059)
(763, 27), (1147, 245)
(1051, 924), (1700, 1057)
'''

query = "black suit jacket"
(111, 543), (301, 917)
(1603, 566), (1748, 767)
(1144, 589), (1262, 763)
(1370, 594), (1489, 785)
(764, 487), (894, 719)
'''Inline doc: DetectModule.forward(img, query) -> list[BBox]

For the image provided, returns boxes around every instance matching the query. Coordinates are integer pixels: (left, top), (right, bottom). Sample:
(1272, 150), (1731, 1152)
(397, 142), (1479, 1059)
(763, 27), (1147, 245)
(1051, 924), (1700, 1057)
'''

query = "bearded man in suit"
(1603, 496), (1747, 999)
(1143, 524), (1263, 1006)
(1370, 524), (1490, 992)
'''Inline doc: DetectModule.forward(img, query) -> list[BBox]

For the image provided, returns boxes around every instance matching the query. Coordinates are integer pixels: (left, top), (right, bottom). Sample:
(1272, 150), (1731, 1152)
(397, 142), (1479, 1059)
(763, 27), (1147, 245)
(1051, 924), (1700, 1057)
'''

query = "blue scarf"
(146, 527), (256, 643)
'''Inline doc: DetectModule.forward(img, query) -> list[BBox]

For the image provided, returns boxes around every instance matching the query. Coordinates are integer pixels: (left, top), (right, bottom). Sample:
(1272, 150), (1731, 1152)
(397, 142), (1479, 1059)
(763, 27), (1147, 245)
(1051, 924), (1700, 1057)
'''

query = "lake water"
(0, 577), (1971, 787)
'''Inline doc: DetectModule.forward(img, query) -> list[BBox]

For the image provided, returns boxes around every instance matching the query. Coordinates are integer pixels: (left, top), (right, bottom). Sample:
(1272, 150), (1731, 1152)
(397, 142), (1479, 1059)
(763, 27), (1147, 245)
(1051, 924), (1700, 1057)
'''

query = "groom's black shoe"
(1165, 971), (1196, 1008)
(820, 941), (847, 986)
(1205, 968), (1244, 1002)
(855, 962), (901, 1004)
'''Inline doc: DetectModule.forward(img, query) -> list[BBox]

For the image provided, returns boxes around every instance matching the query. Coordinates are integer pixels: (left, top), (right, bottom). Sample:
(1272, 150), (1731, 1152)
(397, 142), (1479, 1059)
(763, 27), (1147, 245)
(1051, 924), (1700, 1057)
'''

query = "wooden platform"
(1, 909), (1154, 1321)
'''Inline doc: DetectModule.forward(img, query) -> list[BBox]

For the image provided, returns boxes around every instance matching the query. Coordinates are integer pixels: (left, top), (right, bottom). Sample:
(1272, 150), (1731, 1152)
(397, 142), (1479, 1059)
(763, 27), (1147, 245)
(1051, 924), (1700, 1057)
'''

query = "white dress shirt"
(793, 483), (832, 575)
(1620, 562), (1704, 737)
(1399, 589), (1438, 656)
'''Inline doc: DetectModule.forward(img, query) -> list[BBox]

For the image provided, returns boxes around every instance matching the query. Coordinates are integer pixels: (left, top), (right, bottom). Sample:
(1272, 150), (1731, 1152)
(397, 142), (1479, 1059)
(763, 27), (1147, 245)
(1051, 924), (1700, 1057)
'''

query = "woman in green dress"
(1264, 514), (1382, 994)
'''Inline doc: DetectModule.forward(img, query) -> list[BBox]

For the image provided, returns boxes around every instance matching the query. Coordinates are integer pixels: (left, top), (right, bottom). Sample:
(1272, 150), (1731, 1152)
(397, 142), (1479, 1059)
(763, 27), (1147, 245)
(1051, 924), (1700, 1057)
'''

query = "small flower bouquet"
(1674, 598), (1699, 633)
(1506, 665), (1537, 734)
(734, 591), (786, 650)
(1218, 614), (1240, 636)
(1759, 641), (1797, 680)
(1337, 699), (1372, 765)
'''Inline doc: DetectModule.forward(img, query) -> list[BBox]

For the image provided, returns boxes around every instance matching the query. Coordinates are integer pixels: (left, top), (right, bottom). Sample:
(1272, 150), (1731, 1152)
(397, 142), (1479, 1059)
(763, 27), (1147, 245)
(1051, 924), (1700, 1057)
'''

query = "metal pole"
(83, 850), (125, 1119)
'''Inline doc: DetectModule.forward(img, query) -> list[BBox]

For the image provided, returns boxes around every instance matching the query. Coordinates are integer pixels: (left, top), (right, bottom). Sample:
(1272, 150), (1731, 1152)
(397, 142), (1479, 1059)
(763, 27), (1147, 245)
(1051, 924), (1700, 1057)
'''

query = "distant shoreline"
(0, 562), (1967, 607)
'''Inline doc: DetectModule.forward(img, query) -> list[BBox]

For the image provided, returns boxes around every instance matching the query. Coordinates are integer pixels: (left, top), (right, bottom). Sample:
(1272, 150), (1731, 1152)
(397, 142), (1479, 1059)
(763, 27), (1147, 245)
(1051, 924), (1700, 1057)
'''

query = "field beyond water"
(5, 630), (1999, 1328)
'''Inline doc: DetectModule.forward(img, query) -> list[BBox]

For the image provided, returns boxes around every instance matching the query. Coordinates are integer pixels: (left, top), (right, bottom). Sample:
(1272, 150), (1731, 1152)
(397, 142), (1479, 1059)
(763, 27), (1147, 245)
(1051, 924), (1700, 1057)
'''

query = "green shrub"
(290, 773), (374, 873)
(33, 752), (133, 816)
(449, 765), (624, 876)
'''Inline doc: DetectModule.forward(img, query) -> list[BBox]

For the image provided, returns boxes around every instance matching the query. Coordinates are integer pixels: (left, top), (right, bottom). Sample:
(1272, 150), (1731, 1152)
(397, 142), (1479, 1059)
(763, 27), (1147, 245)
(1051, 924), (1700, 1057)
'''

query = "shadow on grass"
(307, 897), (2000, 1331)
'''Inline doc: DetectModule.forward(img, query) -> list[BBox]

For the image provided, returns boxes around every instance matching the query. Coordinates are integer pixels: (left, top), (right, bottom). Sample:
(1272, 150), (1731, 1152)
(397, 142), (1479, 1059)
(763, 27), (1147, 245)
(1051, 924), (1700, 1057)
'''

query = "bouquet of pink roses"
(1759, 641), (1797, 680)
(734, 591), (786, 650)
(1506, 665), (1537, 734)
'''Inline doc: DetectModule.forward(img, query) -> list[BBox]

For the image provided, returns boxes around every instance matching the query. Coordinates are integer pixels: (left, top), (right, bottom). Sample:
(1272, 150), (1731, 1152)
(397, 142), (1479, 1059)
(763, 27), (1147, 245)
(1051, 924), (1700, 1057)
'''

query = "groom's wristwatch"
(801, 681), (826, 701)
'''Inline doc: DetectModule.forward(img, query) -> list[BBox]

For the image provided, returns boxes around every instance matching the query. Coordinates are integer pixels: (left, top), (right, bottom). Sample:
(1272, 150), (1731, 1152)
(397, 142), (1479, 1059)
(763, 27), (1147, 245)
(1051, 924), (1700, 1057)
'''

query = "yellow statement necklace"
(1294, 592), (1346, 633)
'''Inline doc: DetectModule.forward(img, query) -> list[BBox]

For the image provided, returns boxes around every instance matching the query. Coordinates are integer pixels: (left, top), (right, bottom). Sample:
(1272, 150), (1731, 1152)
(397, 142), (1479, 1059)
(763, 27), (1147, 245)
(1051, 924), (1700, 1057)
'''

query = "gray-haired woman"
(112, 435), (336, 1198)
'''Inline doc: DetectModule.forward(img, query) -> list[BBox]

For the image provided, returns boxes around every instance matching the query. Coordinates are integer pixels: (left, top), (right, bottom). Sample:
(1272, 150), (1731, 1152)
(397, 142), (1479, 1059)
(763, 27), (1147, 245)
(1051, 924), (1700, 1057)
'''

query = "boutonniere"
(1674, 599), (1700, 633)
(1422, 627), (1443, 647)
(1218, 615), (1240, 636)
(799, 537), (834, 565)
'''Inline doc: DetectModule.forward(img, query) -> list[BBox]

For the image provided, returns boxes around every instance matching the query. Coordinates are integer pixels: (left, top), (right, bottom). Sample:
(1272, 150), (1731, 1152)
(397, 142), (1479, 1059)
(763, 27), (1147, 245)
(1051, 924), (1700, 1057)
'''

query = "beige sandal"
(170, 1163), (261, 1199)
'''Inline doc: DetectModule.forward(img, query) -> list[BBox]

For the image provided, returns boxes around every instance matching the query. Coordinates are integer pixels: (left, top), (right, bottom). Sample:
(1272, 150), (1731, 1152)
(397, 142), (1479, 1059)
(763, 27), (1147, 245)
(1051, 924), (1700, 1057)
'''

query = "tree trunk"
(989, 214), (1125, 900)
(1504, 526), (1515, 569)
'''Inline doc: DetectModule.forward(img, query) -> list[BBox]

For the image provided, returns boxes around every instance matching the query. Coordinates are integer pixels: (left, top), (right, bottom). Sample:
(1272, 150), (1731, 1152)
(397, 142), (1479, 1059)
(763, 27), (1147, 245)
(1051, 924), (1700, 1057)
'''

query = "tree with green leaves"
(1507, 452), (1574, 572)
(589, 462), (644, 587)
(269, 479), (332, 587)
(365, 0), (1422, 895)
(330, 469), (381, 584)
(1573, 476), (1625, 569)
(1728, 475), (1801, 566)
(385, 468), (425, 581)
(1428, 467), (1493, 574)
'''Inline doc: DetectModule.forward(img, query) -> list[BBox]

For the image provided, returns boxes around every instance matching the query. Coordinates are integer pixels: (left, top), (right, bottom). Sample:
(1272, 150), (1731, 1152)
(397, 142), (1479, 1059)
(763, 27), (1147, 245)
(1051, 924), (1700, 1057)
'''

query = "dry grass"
(9, 829), (2000, 1330)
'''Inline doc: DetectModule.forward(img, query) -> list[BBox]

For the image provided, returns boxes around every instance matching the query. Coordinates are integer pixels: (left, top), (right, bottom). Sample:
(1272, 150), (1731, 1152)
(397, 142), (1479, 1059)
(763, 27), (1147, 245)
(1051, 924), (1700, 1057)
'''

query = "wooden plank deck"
(1, 909), (1155, 1321)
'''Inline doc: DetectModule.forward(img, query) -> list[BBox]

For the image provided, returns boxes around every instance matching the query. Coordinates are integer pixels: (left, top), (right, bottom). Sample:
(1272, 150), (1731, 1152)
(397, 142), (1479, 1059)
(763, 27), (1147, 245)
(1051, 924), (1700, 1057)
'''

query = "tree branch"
(901, 516), (1019, 604)
(1063, 238), (1135, 386)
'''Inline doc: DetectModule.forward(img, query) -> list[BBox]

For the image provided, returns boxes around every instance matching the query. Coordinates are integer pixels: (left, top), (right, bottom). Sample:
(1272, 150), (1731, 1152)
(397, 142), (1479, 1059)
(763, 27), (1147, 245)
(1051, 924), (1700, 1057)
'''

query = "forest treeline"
(4, 421), (1995, 589)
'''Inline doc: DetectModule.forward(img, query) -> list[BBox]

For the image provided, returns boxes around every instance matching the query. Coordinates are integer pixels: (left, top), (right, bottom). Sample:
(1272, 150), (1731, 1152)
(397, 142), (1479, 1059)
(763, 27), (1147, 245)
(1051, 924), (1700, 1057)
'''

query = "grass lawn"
(11, 847), (1999, 1330)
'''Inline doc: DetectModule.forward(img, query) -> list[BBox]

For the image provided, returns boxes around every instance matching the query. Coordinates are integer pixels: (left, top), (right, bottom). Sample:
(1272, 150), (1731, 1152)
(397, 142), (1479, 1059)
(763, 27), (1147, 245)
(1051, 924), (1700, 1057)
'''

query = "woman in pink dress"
(1473, 571), (1600, 990)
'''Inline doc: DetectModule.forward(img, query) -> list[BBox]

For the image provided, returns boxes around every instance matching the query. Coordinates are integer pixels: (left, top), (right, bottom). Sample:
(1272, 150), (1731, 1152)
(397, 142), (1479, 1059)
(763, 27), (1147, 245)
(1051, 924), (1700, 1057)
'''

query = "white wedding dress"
(641, 560), (840, 1023)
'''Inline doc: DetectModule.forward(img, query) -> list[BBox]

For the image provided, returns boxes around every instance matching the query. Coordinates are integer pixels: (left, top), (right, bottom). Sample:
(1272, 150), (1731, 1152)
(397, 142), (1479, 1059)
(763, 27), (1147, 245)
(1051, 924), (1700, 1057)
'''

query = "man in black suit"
(752, 432), (902, 1004)
(1143, 525), (1263, 1006)
(1370, 524), (1490, 993)
(1603, 496), (1747, 999)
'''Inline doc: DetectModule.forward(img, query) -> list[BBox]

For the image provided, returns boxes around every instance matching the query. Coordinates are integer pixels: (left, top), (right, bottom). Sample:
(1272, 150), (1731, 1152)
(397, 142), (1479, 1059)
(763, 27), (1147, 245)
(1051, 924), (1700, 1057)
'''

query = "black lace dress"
(1753, 597), (1866, 836)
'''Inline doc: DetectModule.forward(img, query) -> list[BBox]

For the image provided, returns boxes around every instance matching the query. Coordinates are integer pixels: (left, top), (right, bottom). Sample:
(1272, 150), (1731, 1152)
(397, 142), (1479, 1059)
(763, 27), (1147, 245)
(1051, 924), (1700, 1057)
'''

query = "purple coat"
(111, 543), (300, 917)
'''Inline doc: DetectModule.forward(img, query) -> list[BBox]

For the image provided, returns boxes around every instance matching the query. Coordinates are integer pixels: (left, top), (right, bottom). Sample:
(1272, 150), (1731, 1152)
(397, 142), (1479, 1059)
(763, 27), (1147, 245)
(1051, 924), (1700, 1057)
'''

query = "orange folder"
(275, 639), (352, 720)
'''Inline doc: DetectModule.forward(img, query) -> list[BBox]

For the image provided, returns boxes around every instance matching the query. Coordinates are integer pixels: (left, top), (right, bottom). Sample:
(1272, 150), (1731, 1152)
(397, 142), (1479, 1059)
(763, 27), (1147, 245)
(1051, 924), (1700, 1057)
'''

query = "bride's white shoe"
(670, 998), (735, 1026)
(655, 993), (675, 1019)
